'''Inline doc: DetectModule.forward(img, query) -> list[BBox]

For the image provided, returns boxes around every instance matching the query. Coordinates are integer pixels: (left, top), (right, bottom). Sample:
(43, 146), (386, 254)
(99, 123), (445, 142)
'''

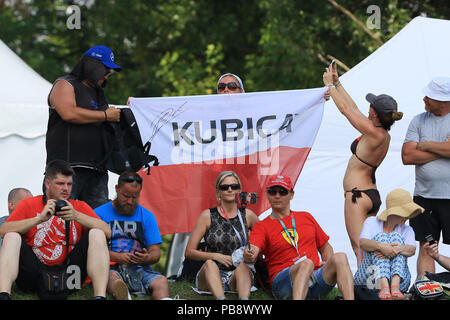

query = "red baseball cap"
(267, 175), (293, 190)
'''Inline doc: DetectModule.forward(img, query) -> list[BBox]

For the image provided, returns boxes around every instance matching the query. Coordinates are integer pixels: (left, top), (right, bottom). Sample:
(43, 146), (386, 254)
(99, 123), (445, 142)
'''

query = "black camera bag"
(37, 265), (70, 300)
(36, 221), (71, 300)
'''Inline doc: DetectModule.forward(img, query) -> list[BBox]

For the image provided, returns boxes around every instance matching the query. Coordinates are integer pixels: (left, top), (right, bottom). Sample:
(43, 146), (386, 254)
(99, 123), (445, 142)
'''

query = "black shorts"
(16, 231), (90, 294)
(410, 196), (450, 244)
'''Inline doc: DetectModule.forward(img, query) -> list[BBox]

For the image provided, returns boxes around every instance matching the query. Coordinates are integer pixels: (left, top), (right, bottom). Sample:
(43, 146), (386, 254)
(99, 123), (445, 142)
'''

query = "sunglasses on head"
(218, 183), (241, 191)
(119, 175), (143, 184)
(267, 188), (289, 196)
(217, 82), (240, 91)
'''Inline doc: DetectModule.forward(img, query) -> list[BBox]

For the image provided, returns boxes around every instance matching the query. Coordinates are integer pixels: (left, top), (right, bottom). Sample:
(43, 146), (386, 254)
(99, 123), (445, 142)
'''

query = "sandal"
(390, 285), (404, 300)
(378, 286), (392, 300)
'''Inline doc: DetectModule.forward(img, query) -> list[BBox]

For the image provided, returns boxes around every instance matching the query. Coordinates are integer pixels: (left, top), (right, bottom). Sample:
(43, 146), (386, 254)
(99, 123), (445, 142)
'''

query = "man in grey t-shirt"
(402, 76), (450, 278)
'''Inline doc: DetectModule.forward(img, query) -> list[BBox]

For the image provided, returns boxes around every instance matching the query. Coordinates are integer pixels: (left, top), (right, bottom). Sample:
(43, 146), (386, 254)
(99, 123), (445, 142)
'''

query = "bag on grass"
(424, 271), (450, 285)
(353, 285), (379, 300)
(179, 242), (207, 282)
(37, 265), (70, 300)
(412, 280), (444, 300)
(36, 220), (71, 300)
(254, 255), (270, 291)
(118, 264), (146, 297)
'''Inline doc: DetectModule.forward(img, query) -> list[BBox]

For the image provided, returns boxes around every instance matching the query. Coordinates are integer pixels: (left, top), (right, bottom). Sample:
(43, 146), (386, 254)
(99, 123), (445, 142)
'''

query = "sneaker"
(112, 279), (129, 301)
(0, 292), (11, 300)
(92, 296), (107, 300)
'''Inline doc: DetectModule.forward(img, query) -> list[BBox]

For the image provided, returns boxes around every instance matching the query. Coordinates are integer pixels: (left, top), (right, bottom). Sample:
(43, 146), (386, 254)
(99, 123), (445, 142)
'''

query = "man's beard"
(112, 197), (137, 215)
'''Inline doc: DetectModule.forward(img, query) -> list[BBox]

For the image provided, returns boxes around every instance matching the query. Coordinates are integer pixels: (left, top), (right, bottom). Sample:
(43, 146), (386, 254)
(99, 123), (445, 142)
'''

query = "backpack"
(178, 242), (207, 282)
(117, 265), (147, 297)
(254, 255), (270, 291)
(102, 107), (159, 175)
(353, 285), (380, 300)
(424, 271), (450, 285)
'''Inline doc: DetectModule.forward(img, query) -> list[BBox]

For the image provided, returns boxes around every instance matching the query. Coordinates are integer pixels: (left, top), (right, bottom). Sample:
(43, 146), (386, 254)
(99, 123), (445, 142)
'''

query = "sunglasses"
(267, 188), (289, 196)
(218, 183), (241, 191)
(217, 82), (241, 91)
(119, 175), (143, 184)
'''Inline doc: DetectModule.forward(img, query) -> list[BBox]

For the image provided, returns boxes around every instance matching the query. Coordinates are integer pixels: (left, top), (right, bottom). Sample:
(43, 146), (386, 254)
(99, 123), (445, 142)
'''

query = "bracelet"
(335, 82), (342, 88)
(327, 85), (335, 89)
(103, 110), (107, 122)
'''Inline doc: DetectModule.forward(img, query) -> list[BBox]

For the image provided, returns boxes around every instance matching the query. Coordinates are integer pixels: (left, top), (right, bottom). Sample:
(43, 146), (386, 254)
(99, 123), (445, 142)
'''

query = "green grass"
(10, 280), (341, 300)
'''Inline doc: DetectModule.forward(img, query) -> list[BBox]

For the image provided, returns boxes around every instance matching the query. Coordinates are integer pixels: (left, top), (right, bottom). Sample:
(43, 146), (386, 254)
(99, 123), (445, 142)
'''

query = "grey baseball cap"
(366, 93), (398, 113)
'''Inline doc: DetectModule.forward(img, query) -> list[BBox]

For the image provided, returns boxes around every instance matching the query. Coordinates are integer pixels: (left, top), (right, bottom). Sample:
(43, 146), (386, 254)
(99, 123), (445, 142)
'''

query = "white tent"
(2, 16), (450, 283)
(0, 39), (50, 216)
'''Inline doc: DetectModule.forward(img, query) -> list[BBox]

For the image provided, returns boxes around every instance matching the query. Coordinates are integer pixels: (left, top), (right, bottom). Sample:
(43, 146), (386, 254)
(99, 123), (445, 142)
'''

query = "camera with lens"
(54, 200), (67, 214)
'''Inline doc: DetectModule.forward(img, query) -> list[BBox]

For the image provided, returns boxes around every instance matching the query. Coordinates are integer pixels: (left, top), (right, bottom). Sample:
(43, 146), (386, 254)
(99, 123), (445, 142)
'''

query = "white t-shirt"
(359, 216), (416, 247)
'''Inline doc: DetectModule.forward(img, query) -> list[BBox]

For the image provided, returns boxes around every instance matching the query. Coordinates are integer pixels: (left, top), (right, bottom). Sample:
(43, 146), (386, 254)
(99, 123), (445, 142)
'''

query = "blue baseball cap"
(83, 45), (121, 71)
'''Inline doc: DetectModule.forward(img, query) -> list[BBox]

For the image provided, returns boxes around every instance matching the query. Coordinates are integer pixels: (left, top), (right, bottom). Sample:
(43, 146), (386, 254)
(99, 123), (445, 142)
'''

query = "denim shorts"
(112, 265), (163, 294)
(272, 265), (335, 300)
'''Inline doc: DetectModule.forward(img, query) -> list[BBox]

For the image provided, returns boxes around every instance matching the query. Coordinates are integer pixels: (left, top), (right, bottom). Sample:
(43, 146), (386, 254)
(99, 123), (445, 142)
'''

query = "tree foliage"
(1, 0), (450, 104)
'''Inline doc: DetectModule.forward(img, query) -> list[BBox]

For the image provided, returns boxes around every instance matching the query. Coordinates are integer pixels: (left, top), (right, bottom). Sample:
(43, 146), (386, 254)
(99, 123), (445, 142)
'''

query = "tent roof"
(0, 39), (51, 138)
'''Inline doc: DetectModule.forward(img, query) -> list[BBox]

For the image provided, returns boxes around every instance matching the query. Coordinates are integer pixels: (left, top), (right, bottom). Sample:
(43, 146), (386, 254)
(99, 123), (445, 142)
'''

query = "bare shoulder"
(196, 209), (212, 227)
(199, 208), (212, 219)
(52, 78), (74, 92)
(49, 78), (75, 107)
(363, 128), (390, 149)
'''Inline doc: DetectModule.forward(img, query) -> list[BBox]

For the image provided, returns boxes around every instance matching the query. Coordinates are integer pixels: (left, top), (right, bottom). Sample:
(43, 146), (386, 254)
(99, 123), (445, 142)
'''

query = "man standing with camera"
(0, 160), (111, 300)
(402, 76), (450, 277)
(46, 45), (122, 209)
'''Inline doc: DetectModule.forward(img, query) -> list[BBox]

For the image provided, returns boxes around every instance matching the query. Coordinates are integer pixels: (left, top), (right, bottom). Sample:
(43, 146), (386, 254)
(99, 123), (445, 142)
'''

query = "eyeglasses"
(218, 183), (241, 191)
(267, 188), (289, 196)
(119, 175), (143, 184)
(217, 82), (241, 92)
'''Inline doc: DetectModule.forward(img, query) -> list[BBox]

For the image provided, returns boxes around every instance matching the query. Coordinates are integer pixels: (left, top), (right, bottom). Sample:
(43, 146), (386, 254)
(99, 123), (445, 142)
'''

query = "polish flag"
(129, 88), (326, 234)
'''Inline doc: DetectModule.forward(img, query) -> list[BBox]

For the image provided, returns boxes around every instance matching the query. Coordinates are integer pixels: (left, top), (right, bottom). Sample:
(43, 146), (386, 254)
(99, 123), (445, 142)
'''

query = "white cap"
(423, 76), (450, 102)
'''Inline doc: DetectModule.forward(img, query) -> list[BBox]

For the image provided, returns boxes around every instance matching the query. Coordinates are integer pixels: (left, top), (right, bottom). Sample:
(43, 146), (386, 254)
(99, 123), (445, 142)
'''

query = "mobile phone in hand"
(425, 234), (436, 245)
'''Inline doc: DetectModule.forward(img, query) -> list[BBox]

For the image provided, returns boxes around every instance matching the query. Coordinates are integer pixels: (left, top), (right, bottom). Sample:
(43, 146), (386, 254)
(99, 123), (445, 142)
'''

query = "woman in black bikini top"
(323, 61), (403, 259)
(350, 136), (378, 183)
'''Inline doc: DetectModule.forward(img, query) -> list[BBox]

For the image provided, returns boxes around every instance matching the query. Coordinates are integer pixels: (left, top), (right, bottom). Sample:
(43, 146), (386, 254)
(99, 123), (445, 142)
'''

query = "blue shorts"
(112, 265), (163, 294)
(272, 265), (335, 300)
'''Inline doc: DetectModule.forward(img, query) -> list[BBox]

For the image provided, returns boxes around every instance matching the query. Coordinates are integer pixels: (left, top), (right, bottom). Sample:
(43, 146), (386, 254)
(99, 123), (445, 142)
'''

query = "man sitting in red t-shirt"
(0, 159), (111, 300)
(244, 175), (354, 300)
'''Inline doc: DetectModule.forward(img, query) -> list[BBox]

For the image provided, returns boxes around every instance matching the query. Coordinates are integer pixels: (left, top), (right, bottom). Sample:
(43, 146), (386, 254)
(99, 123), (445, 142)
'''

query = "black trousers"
(16, 231), (90, 294)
